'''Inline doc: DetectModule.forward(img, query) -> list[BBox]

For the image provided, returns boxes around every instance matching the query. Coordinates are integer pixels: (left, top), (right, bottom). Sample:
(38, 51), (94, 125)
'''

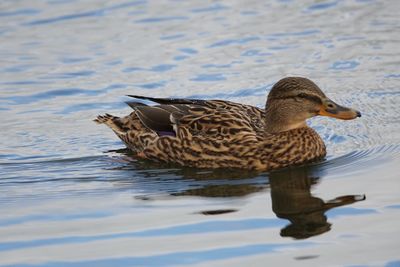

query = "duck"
(95, 77), (361, 171)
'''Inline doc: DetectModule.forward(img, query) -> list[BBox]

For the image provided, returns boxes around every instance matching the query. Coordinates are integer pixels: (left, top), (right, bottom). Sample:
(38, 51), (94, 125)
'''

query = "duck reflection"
(269, 167), (365, 239)
(173, 166), (365, 239)
(173, 166), (364, 239)
(172, 183), (265, 197)
(110, 150), (365, 239)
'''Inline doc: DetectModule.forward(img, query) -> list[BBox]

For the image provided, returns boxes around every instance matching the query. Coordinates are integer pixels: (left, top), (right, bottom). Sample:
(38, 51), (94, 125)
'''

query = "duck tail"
(94, 113), (126, 134)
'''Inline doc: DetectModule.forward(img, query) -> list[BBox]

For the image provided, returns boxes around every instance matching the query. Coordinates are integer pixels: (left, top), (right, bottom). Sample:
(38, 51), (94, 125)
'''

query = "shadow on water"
(111, 148), (366, 239)
(268, 168), (365, 239)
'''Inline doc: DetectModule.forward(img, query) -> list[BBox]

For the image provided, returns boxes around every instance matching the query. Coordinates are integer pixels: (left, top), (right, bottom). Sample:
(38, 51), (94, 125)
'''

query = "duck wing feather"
(128, 95), (265, 137)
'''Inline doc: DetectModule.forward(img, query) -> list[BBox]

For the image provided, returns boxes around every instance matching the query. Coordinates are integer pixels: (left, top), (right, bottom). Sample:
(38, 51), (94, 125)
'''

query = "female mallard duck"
(95, 77), (361, 171)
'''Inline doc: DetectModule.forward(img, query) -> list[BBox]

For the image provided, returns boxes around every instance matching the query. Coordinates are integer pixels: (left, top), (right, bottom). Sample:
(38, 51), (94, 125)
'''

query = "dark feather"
(135, 106), (174, 133)
(157, 104), (192, 114)
(127, 95), (209, 106)
(127, 99), (196, 135)
(126, 101), (148, 109)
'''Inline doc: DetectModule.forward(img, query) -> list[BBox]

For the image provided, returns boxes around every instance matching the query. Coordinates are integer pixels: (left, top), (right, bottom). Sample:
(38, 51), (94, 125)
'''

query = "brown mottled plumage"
(95, 77), (361, 171)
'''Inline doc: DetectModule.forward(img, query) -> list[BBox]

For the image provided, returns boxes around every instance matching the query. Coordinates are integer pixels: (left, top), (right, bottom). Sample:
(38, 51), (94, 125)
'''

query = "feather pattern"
(95, 77), (361, 170)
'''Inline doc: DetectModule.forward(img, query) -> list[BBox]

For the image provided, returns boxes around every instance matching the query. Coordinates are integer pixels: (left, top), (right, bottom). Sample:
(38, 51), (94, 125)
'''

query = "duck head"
(265, 77), (361, 133)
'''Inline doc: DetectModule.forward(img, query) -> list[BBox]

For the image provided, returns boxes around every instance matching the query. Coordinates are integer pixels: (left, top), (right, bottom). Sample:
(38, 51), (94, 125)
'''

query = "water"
(1, 0), (400, 266)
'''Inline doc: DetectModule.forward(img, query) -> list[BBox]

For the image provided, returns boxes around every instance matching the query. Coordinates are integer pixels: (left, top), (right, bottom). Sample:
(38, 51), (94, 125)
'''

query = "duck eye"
(327, 103), (335, 109)
(295, 93), (323, 104)
(297, 93), (308, 98)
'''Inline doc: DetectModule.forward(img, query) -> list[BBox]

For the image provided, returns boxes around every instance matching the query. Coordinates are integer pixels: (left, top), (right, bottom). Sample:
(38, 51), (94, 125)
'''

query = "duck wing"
(133, 104), (191, 136)
(128, 95), (265, 138)
(127, 95), (210, 106)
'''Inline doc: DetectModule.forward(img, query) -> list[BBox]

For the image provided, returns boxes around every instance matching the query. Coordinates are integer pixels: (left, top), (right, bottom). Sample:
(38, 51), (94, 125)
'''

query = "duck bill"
(318, 99), (361, 120)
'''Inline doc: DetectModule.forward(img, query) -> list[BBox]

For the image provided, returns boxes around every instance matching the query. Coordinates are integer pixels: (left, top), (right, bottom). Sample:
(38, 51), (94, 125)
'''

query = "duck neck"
(264, 104), (307, 134)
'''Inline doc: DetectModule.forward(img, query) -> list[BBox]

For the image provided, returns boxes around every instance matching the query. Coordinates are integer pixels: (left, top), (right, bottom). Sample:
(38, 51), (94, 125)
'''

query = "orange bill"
(318, 99), (361, 120)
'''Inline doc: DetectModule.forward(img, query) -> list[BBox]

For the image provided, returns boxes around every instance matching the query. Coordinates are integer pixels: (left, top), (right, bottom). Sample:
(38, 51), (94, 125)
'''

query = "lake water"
(1, 0), (400, 266)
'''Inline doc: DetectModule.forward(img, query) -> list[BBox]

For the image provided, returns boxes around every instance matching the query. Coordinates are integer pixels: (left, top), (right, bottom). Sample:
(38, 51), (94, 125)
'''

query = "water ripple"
(0, 218), (285, 252)
(318, 145), (400, 175)
(135, 16), (188, 23)
(208, 36), (260, 48)
(0, 9), (40, 17)
(2, 242), (313, 267)
(190, 4), (229, 13)
(1, 84), (128, 105)
(1, 0), (400, 265)
(23, 1), (146, 25)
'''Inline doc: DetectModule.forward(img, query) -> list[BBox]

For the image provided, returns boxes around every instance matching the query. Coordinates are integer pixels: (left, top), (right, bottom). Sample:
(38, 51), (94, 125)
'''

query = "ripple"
(0, 242), (313, 266)
(0, 80), (51, 85)
(160, 34), (185, 40)
(330, 60), (360, 70)
(208, 36), (260, 48)
(1, 0), (400, 265)
(385, 74), (400, 78)
(23, 1), (145, 25)
(0, 218), (287, 252)
(178, 48), (198, 54)
(60, 101), (126, 114)
(190, 4), (229, 13)
(173, 55), (189, 61)
(0, 8), (40, 17)
(187, 84), (270, 99)
(326, 207), (377, 218)
(266, 29), (320, 39)
(150, 64), (176, 72)
(135, 16), (188, 23)
(190, 74), (226, 82)
(307, 1), (339, 11)
(202, 62), (237, 68)
(318, 145), (400, 175)
(136, 81), (166, 89)
(1, 84), (127, 105)
(44, 70), (95, 79)
(0, 210), (113, 227)
(122, 64), (176, 73)
(241, 49), (271, 57)
(2, 64), (34, 73)
(60, 57), (91, 64)
(0, 155), (105, 166)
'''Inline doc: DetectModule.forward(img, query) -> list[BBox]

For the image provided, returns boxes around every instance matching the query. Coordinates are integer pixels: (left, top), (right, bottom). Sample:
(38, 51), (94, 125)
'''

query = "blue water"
(1, 0), (400, 266)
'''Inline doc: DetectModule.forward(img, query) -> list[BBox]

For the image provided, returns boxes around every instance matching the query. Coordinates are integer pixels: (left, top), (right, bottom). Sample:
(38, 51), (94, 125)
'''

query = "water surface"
(1, 0), (400, 266)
